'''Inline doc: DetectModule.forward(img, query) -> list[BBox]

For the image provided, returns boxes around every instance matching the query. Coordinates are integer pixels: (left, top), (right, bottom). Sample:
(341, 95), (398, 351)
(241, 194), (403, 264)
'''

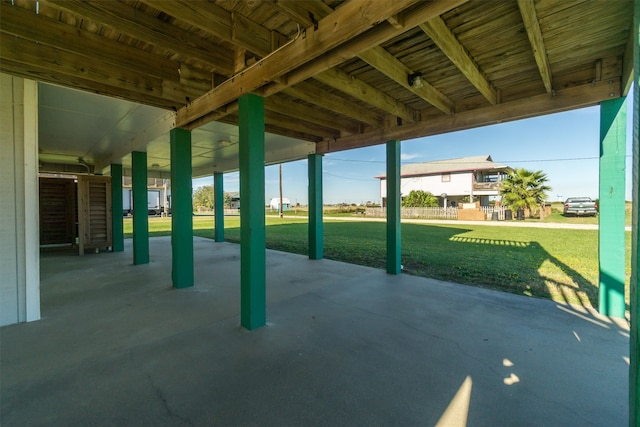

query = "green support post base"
(214, 172), (225, 243)
(131, 151), (149, 265)
(110, 163), (124, 252)
(308, 154), (324, 260)
(170, 128), (194, 288)
(629, 4), (639, 426)
(239, 94), (266, 330)
(598, 98), (626, 318)
(386, 140), (401, 275)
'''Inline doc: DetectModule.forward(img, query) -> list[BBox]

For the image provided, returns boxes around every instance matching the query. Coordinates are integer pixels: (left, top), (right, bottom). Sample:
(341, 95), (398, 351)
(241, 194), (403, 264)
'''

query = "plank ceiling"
(0, 0), (635, 176)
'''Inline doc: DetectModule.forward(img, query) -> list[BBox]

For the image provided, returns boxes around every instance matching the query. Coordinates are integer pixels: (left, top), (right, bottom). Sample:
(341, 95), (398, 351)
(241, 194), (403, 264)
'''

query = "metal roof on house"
(377, 155), (510, 179)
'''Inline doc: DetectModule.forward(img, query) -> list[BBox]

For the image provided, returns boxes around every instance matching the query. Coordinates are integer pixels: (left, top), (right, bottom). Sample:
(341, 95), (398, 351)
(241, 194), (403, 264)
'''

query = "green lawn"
(124, 216), (631, 310)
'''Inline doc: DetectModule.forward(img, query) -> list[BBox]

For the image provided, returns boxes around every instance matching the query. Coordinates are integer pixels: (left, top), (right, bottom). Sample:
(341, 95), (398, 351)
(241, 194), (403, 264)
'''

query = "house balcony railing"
(473, 182), (501, 191)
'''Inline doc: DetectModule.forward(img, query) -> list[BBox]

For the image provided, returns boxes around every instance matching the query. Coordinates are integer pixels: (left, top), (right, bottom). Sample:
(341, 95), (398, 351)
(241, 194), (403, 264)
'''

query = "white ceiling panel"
(36, 82), (316, 177)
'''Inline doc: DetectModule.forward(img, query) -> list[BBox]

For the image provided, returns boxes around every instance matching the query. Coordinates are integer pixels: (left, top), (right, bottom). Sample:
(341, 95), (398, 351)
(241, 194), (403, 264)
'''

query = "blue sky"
(194, 92), (634, 205)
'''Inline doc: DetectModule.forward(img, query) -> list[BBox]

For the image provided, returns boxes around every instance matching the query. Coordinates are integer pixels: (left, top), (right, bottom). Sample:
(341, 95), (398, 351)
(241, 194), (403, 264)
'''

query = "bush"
(402, 190), (439, 208)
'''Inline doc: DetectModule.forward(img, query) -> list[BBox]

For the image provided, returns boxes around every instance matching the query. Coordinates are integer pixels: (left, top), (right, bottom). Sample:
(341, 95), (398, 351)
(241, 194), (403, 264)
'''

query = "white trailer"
(122, 189), (167, 216)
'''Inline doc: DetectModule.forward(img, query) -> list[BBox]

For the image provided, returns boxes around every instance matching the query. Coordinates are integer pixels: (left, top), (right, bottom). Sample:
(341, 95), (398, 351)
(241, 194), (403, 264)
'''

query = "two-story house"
(377, 155), (512, 208)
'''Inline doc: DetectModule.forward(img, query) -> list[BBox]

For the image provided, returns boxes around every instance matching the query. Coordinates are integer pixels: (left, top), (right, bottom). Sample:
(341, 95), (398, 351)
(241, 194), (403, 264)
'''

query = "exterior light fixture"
(408, 72), (423, 88)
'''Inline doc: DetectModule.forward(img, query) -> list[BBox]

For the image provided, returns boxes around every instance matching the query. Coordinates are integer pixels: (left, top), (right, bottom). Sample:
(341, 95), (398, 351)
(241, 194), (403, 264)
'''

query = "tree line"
(193, 185), (230, 210)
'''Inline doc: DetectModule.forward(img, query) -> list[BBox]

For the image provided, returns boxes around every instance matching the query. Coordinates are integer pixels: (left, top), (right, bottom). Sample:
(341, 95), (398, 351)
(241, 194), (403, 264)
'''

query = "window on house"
(441, 173), (451, 182)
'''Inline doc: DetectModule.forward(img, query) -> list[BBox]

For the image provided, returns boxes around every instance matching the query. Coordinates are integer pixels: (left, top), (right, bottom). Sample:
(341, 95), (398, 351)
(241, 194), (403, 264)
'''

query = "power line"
(325, 155), (632, 165)
(326, 157), (384, 164)
(323, 172), (376, 182)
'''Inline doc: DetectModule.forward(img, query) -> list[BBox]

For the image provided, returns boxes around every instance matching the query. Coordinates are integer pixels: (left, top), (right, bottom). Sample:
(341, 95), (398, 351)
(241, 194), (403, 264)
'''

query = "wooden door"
(77, 175), (112, 255)
(39, 177), (76, 246)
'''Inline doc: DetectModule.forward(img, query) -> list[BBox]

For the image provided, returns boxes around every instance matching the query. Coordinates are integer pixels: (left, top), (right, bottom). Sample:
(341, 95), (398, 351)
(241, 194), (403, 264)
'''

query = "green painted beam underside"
(170, 128), (194, 288)
(308, 154), (324, 260)
(630, 2), (639, 426)
(214, 172), (225, 242)
(111, 163), (124, 252)
(386, 140), (401, 274)
(131, 151), (149, 265)
(239, 94), (266, 330)
(599, 98), (627, 318)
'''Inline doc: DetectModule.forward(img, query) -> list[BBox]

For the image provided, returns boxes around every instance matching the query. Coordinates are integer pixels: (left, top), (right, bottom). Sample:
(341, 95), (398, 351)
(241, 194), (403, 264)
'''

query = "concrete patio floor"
(1, 236), (629, 426)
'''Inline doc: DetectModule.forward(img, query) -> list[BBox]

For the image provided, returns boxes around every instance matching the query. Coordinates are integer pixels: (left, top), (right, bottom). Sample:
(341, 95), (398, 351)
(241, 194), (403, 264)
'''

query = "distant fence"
(365, 206), (509, 220)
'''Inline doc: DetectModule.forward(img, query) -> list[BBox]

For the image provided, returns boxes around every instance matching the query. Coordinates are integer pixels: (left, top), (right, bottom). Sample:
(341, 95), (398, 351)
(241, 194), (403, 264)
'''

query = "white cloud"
(401, 153), (421, 161)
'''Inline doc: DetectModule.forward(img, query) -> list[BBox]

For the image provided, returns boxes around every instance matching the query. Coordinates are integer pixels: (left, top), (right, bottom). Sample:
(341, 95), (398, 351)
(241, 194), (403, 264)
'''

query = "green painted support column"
(214, 172), (225, 242)
(110, 163), (124, 252)
(132, 151), (149, 265)
(308, 154), (323, 259)
(629, 3), (639, 426)
(386, 140), (401, 274)
(170, 128), (194, 288)
(598, 98), (627, 317)
(239, 94), (266, 330)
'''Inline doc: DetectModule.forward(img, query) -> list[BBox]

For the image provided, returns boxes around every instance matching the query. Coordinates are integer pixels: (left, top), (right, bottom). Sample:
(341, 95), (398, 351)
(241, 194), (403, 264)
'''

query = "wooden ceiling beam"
(43, 0), (235, 74)
(264, 95), (361, 135)
(317, 79), (620, 154)
(283, 83), (384, 127)
(273, 0), (333, 28)
(176, 0), (420, 128)
(0, 35), (189, 107)
(0, 4), (179, 81)
(517, 0), (553, 93)
(0, 4), (212, 103)
(264, 110), (339, 140)
(358, 46), (454, 115)
(1, 59), (179, 111)
(138, 0), (282, 58)
(419, 16), (498, 104)
(179, 0), (468, 129)
(621, 23), (635, 96)
(258, 0), (469, 98)
(313, 67), (419, 123)
(217, 115), (323, 143)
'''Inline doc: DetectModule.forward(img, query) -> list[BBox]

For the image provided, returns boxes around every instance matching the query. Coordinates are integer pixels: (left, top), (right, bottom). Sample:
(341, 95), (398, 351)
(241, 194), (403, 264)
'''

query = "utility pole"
(279, 163), (283, 218)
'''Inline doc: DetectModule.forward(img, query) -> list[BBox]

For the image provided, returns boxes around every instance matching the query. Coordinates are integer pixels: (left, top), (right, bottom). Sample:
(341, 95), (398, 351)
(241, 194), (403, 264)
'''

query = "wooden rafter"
(0, 5), (177, 81)
(264, 110), (338, 140)
(313, 68), (418, 123)
(175, 0), (469, 128)
(264, 95), (361, 136)
(317, 80), (619, 154)
(621, 24), (635, 96)
(358, 46), (454, 115)
(138, 0), (284, 58)
(0, 35), (186, 107)
(176, 0), (421, 128)
(43, 0), (235, 73)
(283, 83), (384, 127)
(517, 0), (553, 93)
(257, 0), (469, 98)
(1, 0), (630, 178)
(274, 0), (333, 29)
(419, 16), (498, 104)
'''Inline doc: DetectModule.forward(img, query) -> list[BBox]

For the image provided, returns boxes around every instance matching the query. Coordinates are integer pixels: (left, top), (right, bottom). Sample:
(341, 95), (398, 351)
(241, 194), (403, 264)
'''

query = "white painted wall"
(380, 172), (473, 199)
(0, 74), (40, 326)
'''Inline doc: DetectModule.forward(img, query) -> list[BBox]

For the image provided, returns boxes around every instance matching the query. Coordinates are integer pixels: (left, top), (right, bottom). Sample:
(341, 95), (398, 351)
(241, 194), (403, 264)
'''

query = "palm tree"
(500, 168), (551, 216)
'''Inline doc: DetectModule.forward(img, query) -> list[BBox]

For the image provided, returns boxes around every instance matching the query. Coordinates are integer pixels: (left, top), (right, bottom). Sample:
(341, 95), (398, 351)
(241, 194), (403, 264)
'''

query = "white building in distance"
(376, 155), (512, 207)
(269, 197), (291, 211)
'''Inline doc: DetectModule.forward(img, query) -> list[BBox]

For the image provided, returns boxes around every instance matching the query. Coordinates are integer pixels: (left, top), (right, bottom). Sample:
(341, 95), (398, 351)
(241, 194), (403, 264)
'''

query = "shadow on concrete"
(8, 236), (626, 426)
